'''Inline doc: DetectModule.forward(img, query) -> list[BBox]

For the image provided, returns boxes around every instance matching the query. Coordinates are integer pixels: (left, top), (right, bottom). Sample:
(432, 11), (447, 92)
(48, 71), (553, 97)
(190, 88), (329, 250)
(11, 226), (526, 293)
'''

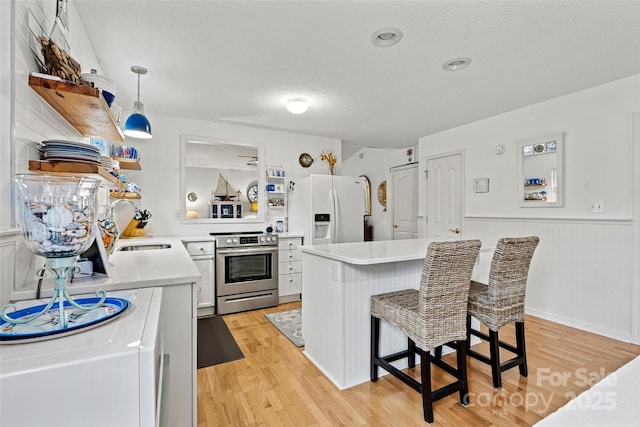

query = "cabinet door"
(279, 272), (302, 296)
(192, 258), (214, 308)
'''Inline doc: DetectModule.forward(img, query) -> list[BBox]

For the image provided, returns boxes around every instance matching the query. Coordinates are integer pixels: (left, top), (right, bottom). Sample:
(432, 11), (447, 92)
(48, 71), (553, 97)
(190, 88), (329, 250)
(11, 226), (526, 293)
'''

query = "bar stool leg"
(516, 322), (528, 377)
(457, 340), (470, 406)
(420, 350), (434, 423)
(433, 345), (442, 360)
(465, 314), (472, 351)
(489, 330), (502, 389)
(408, 338), (416, 368)
(371, 316), (380, 382)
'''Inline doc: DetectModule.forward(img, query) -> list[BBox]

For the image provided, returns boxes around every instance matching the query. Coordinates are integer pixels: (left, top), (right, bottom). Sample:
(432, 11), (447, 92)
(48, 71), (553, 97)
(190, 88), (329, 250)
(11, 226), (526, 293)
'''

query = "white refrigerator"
(289, 174), (364, 244)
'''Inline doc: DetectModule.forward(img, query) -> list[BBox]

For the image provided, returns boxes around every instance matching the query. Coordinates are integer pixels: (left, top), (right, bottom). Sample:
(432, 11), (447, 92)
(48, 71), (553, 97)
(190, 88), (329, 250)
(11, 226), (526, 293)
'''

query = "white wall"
(1, 0), (342, 302)
(131, 114), (341, 237)
(419, 75), (640, 343)
(342, 146), (417, 241)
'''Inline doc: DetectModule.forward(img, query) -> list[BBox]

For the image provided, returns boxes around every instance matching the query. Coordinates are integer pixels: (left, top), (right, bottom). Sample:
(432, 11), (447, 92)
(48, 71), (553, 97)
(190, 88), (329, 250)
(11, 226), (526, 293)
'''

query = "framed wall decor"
(516, 133), (564, 208)
(377, 181), (387, 210)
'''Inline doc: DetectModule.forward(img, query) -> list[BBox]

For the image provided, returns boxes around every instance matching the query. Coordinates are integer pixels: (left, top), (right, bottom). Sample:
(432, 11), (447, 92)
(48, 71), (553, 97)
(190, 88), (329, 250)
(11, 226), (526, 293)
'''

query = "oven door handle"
(216, 247), (279, 256)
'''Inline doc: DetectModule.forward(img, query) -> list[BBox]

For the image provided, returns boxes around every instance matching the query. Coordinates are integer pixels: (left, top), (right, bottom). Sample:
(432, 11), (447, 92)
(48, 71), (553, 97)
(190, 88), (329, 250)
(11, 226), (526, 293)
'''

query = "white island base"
(300, 239), (491, 390)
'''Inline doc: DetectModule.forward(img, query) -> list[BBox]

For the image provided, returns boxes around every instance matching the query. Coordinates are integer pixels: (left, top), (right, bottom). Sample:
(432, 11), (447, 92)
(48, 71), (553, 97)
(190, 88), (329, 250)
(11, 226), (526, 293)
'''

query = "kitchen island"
(300, 239), (492, 390)
(8, 236), (201, 427)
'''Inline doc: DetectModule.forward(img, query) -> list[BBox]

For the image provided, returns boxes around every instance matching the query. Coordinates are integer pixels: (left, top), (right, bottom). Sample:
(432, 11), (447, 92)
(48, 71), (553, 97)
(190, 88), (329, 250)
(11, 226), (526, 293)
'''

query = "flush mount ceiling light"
(371, 28), (403, 47)
(123, 65), (152, 139)
(442, 57), (472, 72)
(286, 97), (309, 114)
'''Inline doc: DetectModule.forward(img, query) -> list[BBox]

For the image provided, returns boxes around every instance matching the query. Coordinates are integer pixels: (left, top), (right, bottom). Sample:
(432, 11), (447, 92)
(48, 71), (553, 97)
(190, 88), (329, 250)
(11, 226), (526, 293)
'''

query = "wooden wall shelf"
(28, 160), (122, 188)
(110, 191), (141, 199)
(112, 157), (142, 170)
(28, 75), (124, 142)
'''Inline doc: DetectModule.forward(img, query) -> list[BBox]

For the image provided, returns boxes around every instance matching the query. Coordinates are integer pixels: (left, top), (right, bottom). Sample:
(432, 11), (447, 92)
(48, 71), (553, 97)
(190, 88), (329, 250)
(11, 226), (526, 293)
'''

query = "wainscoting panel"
(0, 230), (20, 306)
(465, 217), (634, 342)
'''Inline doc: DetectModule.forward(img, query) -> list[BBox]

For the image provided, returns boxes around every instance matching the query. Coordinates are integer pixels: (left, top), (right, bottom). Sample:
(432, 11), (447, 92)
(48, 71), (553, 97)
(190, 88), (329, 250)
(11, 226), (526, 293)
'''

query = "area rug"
(265, 309), (304, 347)
(197, 316), (244, 368)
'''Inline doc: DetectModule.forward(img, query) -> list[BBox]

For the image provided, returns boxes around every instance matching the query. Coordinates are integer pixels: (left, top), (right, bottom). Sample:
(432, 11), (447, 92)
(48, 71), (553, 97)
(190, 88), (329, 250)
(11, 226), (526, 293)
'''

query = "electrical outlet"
(591, 200), (605, 213)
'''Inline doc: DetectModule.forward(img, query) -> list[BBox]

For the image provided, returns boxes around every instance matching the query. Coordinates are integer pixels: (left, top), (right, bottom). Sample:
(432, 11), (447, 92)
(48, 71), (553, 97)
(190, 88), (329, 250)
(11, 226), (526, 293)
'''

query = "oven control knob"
(260, 237), (265, 242)
(226, 238), (232, 244)
(233, 238), (238, 243)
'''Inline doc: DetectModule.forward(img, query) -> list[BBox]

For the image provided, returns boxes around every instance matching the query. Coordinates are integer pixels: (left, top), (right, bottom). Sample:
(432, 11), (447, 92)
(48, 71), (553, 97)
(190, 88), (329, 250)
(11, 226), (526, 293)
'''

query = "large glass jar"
(13, 175), (101, 258)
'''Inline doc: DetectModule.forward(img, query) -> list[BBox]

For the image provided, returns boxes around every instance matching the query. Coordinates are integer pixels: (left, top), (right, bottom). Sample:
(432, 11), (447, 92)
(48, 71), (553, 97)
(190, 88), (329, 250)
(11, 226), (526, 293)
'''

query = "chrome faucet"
(106, 198), (139, 221)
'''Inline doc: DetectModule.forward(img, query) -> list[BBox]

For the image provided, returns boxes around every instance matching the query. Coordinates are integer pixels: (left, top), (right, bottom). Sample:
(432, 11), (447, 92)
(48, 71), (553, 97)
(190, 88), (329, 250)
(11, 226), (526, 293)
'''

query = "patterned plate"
(0, 297), (130, 343)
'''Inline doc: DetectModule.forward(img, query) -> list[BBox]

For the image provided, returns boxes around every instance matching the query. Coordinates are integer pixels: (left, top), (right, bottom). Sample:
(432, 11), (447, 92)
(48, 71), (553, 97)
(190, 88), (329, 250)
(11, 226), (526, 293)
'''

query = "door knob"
(393, 224), (398, 228)
(449, 228), (461, 234)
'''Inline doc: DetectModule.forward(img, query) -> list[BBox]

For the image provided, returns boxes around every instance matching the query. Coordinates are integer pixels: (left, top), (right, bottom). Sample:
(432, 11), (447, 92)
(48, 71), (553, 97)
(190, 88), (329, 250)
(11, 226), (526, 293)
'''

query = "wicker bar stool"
(466, 236), (539, 389)
(370, 240), (481, 424)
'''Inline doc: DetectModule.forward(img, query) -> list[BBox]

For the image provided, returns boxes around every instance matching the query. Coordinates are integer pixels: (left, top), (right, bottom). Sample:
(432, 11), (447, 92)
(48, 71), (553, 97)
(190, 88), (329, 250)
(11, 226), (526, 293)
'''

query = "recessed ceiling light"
(371, 28), (403, 47)
(286, 97), (309, 114)
(442, 57), (472, 71)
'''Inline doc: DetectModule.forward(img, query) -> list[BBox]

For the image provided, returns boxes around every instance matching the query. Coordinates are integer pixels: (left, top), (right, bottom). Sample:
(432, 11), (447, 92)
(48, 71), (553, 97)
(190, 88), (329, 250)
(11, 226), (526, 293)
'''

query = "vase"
(2, 174), (106, 330)
(13, 174), (100, 257)
(329, 164), (335, 175)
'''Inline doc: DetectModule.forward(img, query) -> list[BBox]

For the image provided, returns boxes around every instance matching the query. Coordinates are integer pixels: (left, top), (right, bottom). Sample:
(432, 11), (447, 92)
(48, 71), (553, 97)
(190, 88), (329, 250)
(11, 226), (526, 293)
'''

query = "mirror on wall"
(516, 133), (564, 208)
(180, 135), (265, 223)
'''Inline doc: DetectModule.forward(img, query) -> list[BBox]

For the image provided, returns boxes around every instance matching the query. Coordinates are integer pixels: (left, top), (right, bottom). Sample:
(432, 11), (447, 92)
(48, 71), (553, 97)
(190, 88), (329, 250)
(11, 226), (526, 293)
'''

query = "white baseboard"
(526, 307), (632, 343)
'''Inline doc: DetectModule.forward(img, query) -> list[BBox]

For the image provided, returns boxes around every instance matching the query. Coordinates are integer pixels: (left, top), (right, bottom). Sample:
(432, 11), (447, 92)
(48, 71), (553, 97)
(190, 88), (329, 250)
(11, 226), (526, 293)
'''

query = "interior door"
(391, 164), (418, 240)
(426, 153), (463, 241)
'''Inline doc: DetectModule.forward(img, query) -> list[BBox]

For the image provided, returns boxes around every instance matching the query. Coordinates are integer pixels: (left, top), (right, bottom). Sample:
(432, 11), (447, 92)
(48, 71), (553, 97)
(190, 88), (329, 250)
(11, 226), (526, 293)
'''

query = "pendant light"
(123, 65), (152, 139)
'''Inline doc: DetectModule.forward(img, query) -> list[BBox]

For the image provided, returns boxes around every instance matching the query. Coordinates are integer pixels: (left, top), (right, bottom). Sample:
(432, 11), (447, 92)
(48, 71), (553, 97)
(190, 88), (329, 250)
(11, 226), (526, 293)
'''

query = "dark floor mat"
(197, 316), (244, 368)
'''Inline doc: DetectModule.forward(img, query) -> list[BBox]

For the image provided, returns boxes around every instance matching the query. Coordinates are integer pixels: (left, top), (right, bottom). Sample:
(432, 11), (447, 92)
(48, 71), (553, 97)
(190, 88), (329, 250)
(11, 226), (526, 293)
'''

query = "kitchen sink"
(117, 243), (172, 251)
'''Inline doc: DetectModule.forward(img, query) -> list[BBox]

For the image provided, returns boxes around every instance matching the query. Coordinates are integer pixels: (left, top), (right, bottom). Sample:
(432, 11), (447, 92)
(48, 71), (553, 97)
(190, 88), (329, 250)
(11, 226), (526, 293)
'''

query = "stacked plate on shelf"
(100, 156), (114, 170)
(40, 140), (101, 164)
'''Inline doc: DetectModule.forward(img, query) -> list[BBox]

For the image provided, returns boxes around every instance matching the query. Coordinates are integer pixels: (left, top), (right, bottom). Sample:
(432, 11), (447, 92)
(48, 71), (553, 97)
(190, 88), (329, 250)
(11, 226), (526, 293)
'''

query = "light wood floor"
(197, 302), (639, 426)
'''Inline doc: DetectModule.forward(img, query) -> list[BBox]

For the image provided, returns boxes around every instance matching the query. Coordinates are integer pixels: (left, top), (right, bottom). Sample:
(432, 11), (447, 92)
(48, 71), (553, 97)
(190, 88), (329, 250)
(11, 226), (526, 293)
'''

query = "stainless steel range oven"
(212, 232), (279, 315)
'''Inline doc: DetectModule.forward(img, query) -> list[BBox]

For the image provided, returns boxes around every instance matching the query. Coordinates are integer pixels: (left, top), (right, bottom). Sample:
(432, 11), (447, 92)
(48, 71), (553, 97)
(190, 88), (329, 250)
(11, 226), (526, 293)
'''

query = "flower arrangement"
(320, 150), (337, 175)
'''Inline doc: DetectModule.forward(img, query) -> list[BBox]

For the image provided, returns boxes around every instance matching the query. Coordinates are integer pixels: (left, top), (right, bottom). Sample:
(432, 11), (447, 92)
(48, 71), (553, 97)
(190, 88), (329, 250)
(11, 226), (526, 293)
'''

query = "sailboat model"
(213, 174), (239, 201)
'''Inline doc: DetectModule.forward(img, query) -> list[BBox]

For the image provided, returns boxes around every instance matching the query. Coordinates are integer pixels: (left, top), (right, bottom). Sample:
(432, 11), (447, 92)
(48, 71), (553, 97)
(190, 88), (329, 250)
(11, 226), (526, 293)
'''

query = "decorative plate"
(298, 153), (314, 168)
(377, 181), (387, 207)
(0, 297), (130, 343)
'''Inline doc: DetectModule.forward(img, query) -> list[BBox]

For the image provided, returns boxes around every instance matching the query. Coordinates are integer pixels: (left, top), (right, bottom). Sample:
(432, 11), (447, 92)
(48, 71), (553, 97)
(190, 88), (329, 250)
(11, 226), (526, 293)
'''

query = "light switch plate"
(474, 178), (490, 193)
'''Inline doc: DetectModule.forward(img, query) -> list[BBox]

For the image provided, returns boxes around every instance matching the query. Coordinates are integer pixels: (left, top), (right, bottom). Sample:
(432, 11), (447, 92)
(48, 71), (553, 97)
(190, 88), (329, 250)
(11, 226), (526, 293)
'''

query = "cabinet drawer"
(278, 238), (302, 251)
(185, 241), (215, 256)
(279, 272), (302, 296)
(279, 260), (301, 275)
(279, 249), (301, 263)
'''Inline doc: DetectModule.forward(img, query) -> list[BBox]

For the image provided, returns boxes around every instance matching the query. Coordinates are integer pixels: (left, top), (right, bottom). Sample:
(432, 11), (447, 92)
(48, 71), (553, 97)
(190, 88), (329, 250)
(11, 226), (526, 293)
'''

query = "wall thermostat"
(474, 178), (490, 193)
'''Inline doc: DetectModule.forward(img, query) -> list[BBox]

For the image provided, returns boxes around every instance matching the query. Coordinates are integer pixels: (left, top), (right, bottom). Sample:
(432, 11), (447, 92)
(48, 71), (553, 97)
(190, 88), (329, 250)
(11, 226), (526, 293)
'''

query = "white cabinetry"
(184, 240), (215, 317)
(278, 236), (302, 303)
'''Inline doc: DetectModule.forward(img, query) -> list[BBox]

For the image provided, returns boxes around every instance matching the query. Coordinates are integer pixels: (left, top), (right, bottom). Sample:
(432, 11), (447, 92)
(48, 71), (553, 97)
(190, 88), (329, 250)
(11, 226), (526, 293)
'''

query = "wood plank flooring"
(197, 302), (639, 426)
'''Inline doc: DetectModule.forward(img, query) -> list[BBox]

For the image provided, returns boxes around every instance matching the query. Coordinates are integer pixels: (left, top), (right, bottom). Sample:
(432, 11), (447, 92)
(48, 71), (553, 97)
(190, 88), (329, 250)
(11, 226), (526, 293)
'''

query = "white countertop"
(277, 232), (304, 239)
(300, 239), (493, 265)
(10, 236), (201, 301)
(180, 235), (216, 243)
(300, 239), (432, 265)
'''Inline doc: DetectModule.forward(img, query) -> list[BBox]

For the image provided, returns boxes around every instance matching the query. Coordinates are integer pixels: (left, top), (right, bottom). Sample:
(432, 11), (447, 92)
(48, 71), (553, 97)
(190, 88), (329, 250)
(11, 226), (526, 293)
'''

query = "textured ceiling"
(74, 1), (640, 153)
